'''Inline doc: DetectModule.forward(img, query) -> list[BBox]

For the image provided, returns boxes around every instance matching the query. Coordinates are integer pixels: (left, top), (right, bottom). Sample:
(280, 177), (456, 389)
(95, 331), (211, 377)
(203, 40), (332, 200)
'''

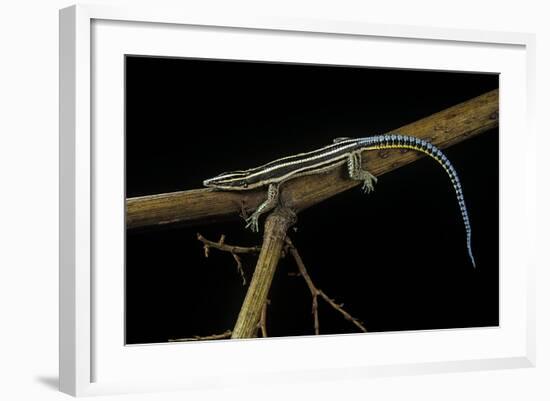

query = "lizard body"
(203, 134), (476, 267)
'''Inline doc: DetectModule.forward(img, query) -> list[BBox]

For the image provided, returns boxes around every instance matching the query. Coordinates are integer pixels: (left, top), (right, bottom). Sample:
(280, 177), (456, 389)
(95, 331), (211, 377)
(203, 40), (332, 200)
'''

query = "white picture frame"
(59, 4), (536, 397)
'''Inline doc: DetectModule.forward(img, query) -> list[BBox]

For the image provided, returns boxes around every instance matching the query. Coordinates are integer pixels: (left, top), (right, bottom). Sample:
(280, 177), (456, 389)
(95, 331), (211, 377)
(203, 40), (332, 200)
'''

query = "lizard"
(203, 134), (476, 268)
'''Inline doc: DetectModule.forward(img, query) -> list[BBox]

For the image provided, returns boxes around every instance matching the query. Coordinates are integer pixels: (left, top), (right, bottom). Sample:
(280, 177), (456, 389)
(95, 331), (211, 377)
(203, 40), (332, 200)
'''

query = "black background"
(125, 56), (499, 344)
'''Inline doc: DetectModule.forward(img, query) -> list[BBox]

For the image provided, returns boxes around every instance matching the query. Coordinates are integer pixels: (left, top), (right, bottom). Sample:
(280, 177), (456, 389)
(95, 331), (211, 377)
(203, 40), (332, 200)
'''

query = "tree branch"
(126, 89), (498, 229)
(231, 207), (296, 339)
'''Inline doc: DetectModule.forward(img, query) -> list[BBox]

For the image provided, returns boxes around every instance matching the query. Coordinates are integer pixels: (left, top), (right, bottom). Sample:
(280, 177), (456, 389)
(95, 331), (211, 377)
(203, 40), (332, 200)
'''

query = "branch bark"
(231, 207), (296, 339)
(126, 89), (498, 229)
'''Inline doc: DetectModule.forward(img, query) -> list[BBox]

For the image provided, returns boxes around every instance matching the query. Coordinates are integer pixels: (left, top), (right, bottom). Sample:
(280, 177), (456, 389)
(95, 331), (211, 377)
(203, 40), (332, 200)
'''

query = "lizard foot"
(245, 214), (260, 233)
(361, 172), (378, 194)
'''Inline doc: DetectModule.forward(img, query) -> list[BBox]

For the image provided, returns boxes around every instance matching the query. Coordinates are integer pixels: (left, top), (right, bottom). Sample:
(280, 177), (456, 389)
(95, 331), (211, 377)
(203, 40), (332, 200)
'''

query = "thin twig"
(197, 233), (261, 285)
(231, 253), (245, 285)
(317, 290), (367, 332)
(313, 292), (320, 335)
(168, 330), (232, 342)
(285, 238), (367, 334)
(197, 233), (262, 254)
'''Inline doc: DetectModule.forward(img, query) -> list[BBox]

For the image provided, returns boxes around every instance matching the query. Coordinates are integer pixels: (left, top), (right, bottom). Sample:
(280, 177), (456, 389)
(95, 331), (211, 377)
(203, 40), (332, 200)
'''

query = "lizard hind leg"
(245, 183), (280, 232)
(347, 151), (378, 194)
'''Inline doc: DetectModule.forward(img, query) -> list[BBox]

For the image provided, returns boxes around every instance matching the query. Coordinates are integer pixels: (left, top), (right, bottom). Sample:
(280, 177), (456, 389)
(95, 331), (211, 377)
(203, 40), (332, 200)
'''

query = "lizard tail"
(360, 134), (476, 268)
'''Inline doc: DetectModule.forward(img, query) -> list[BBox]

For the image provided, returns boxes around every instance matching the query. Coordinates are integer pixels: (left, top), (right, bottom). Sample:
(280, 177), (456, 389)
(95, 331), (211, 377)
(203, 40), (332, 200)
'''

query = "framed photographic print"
(125, 57), (499, 343)
(60, 4), (536, 396)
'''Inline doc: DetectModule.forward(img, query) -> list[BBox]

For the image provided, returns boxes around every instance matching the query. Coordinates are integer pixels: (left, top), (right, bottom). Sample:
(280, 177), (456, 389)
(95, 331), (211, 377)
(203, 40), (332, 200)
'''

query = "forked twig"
(192, 232), (367, 338)
(197, 233), (261, 285)
(197, 233), (262, 255)
(285, 238), (367, 334)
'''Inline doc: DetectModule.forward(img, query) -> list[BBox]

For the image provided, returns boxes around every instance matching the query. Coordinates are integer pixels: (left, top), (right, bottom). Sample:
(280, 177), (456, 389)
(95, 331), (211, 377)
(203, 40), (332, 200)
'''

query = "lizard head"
(203, 170), (250, 190)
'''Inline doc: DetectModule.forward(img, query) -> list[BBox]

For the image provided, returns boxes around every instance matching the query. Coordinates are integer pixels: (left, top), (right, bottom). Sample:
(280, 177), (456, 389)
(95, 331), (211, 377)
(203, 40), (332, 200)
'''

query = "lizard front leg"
(245, 183), (280, 232)
(347, 151), (378, 193)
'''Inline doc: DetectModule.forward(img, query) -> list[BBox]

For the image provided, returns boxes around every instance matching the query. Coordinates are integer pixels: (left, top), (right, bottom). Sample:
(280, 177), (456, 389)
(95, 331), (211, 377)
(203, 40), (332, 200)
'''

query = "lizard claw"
(362, 180), (375, 193)
(361, 172), (378, 194)
(245, 214), (260, 232)
(362, 182), (373, 193)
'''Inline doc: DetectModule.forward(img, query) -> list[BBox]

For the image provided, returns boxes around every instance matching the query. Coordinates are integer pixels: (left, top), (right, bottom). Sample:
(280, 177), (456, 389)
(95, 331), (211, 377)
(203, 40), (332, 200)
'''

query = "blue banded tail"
(359, 134), (476, 268)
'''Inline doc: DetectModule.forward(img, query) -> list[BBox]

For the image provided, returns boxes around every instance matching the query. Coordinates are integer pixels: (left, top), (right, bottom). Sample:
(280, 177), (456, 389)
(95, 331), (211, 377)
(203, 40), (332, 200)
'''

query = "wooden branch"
(231, 207), (296, 339)
(127, 89), (498, 229)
